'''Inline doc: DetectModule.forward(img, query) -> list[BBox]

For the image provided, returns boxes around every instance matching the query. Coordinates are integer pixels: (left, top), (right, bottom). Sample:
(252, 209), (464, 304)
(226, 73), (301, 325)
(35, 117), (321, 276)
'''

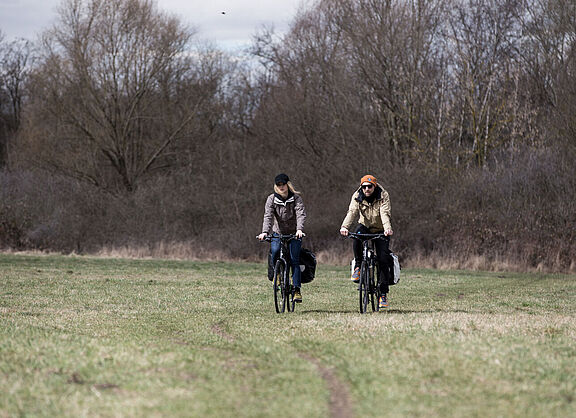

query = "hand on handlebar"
(339, 227), (349, 237)
(257, 232), (305, 241)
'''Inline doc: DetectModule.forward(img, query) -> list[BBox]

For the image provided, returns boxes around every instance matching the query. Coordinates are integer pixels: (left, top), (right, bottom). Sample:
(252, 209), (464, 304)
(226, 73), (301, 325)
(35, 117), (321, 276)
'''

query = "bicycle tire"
(370, 258), (378, 312)
(273, 260), (286, 313)
(359, 260), (370, 313)
(286, 264), (295, 312)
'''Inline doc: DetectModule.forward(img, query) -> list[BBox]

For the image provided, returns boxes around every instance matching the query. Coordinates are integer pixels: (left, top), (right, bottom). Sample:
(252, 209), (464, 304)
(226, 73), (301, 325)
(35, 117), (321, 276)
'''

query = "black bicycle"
(262, 234), (298, 313)
(348, 232), (388, 313)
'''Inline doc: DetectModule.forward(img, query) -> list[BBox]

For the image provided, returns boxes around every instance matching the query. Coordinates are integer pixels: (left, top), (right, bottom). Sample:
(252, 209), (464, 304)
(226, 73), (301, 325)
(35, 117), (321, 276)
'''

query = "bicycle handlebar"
(346, 232), (388, 241)
(257, 234), (301, 242)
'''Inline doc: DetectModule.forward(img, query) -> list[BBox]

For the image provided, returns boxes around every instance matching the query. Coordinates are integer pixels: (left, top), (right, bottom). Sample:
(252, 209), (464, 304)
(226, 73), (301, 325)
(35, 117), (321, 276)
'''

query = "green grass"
(1, 254), (575, 417)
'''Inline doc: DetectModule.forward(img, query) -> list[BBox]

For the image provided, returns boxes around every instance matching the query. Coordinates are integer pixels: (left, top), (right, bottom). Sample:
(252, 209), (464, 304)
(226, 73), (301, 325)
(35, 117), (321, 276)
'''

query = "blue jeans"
(270, 235), (302, 288)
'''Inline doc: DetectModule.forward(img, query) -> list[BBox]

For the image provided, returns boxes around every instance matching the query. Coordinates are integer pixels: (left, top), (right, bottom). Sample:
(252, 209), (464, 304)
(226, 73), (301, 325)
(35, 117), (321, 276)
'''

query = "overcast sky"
(0, 0), (308, 51)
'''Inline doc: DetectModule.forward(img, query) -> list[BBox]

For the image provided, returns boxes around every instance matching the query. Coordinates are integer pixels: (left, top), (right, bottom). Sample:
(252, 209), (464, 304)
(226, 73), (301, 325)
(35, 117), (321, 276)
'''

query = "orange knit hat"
(360, 174), (377, 186)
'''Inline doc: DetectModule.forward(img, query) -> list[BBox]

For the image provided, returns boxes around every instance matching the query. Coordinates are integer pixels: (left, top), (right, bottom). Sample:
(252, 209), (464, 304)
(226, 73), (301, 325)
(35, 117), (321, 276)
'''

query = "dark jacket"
(261, 193), (306, 235)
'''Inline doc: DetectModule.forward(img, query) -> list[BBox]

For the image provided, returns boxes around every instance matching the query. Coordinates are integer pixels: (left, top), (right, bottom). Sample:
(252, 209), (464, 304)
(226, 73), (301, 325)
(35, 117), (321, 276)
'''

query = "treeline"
(1, 0), (574, 272)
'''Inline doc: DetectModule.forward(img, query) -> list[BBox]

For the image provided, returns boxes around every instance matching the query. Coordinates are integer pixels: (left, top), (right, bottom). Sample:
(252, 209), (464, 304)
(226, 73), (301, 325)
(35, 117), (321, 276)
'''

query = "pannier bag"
(350, 253), (401, 285)
(389, 252), (401, 285)
(299, 248), (317, 283)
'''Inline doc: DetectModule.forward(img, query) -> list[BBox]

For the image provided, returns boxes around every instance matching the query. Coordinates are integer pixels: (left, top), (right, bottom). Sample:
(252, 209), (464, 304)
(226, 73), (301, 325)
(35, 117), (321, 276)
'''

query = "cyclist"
(339, 174), (394, 309)
(257, 174), (307, 303)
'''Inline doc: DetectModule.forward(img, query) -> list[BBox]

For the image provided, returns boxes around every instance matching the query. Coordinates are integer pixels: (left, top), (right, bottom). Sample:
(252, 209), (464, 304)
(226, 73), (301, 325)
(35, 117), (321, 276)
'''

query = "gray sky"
(0, 0), (308, 51)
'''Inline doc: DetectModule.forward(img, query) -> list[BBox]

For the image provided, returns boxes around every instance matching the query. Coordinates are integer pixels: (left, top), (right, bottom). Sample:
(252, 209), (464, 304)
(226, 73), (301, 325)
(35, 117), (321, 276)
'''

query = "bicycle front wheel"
(286, 264), (295, 312)
(273, 260), (287, 313)
(359, 261), (370, 313)
(373, 262), (381, 312)
(369, 260), (377, 312)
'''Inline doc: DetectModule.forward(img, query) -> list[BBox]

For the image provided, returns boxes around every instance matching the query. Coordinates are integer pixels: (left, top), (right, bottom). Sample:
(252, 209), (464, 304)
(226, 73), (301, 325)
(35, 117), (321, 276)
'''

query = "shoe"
(379, 294), (388, 309)
(294, 288), (302, 303)
(351, 267), (360, 283)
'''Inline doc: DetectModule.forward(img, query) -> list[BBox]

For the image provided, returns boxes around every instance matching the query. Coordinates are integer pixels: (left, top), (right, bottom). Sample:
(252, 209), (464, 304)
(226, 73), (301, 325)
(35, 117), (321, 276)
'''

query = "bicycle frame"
(348, 232), (387, 313)
(265, 234), (298, 313)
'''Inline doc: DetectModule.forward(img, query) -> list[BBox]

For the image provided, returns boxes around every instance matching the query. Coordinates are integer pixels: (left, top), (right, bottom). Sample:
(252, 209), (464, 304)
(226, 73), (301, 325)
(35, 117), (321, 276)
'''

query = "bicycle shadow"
(300, 308), (470, 314)
(300, 309), (360, 314)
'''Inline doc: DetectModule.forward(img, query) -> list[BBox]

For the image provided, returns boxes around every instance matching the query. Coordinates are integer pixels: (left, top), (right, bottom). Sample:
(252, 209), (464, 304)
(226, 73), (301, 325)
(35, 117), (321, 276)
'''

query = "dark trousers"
(353, 224), (391, 294)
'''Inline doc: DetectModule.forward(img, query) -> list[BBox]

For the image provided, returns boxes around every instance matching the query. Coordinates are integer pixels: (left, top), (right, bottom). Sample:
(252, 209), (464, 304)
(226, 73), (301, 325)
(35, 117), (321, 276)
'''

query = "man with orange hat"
(340, 174), (394, 309)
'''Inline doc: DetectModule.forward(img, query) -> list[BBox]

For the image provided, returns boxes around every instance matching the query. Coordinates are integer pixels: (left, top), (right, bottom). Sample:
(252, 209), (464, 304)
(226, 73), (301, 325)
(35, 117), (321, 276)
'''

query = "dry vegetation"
(1, 0), (575, 272)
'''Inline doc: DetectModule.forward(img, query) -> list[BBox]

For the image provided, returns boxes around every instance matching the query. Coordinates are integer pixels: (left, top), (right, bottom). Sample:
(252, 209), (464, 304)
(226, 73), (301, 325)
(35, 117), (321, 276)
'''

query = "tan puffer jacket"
(341, 186), (392, 232)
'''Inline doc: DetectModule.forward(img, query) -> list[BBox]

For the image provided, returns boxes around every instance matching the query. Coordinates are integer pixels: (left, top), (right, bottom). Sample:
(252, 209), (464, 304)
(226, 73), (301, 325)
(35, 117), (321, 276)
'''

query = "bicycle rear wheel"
(273, 260), (286, 313)
(359, 261), (370, 313)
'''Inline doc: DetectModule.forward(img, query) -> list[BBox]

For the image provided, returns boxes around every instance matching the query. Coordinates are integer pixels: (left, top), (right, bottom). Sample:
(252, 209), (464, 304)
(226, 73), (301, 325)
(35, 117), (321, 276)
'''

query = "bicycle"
(347, 232), (388, 313)
(261, 234), (299, 313)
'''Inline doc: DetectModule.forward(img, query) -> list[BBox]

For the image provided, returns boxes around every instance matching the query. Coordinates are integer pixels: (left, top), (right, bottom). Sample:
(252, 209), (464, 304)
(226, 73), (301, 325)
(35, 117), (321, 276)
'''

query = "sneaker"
(379, 294), (388, 309)
(351, 267), (360, 283)
(294, 288), (302, 303)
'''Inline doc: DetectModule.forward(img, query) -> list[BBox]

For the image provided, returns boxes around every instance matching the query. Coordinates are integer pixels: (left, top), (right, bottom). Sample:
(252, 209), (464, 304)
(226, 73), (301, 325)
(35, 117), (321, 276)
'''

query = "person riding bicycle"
(257, 173), (307, 303)
(339, 174), (394, 309)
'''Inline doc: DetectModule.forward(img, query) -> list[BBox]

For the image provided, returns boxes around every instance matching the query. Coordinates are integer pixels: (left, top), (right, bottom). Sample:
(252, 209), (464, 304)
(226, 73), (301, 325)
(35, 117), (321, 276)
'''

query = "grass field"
(1, 253), (575, 417)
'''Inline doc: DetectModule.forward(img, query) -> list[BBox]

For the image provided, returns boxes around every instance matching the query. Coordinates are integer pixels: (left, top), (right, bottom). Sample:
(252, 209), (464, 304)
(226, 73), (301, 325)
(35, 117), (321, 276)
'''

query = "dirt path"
(300, 353), (354, 418)
(211, 321), (235, 342)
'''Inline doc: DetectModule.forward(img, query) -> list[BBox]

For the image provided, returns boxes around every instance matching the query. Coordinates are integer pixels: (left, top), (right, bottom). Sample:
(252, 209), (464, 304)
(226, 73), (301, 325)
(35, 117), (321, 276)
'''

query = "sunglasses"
(276, 182), (286, 187)
(362, 184), (374, 190)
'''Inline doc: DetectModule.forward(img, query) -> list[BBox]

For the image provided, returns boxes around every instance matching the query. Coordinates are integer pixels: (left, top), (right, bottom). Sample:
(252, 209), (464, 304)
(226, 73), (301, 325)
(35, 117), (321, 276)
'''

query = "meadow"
(1, 253), (575, 417)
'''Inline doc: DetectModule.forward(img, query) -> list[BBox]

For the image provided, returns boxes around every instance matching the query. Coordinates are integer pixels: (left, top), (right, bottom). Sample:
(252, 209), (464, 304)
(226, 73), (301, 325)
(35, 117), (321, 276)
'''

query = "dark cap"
(274, 173), (290, 185)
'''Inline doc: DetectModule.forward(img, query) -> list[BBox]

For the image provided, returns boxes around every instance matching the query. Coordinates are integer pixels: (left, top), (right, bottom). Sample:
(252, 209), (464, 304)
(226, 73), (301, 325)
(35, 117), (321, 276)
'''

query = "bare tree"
(516, 0), (576, 154)
(251, 1), (365, 182)
(334, 0), (450, 162)
(17, 0), (227, 192)
(0, 36), (34, 168)
(449, 0), (524, 167)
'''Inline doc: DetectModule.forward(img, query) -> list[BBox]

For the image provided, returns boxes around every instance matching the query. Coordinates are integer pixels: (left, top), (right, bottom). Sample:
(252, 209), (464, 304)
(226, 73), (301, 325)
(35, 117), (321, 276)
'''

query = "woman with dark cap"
(257, 174), (307, 302)
(340, 174), (394, 309)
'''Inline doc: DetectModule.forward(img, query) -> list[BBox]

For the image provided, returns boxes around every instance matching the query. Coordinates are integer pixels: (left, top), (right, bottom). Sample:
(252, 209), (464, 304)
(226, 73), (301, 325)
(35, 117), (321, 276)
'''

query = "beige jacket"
(341, 186), (392, 232)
